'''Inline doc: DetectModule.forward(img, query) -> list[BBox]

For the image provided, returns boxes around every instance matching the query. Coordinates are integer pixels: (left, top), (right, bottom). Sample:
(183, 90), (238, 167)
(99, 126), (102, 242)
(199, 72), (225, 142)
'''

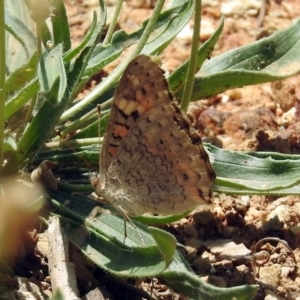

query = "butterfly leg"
(88, 206), (111, 219)
(118, 206), (144, 246)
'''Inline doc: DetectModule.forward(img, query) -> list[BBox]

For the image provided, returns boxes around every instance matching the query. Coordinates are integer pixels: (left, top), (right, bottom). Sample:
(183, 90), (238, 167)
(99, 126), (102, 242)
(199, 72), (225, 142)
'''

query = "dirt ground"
(13, 0), (300, 299)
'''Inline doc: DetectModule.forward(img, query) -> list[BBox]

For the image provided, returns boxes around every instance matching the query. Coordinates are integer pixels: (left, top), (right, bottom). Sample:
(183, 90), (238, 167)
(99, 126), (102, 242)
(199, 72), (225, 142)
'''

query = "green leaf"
(148, 227), (176, 268)
(70, 108), (110, 139)
(142, 0), (193, 54)
(51, 0), (71, 52)
(207, 144), (300, 194)
(62, 45), (97, 111)
(5, 52), (38, 96)
(38, 44), (66, 103)
(176, 18), (300, 100)
(63, 12), (98, 63)
(48, 191), (177, 277)
(5, 9), (36, 59)
(33, 145), (99, 167)
(5, 78), (39, 120)
(161, 253), (258, 300)
(5, 9), (36, 75)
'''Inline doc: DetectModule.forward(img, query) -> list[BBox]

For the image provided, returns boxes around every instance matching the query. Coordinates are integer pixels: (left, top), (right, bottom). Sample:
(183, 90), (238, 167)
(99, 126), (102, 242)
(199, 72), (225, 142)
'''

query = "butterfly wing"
(97, 55), (215, 216)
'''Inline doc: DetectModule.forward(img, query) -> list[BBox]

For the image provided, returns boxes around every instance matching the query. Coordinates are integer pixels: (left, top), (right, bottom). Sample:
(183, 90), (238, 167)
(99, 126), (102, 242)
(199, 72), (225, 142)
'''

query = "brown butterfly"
(92, 55), (215, 217)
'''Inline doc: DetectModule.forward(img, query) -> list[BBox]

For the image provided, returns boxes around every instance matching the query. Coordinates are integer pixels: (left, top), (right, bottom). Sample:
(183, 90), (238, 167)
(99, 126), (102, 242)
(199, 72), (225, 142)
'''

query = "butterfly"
(92, 55), (215, 217)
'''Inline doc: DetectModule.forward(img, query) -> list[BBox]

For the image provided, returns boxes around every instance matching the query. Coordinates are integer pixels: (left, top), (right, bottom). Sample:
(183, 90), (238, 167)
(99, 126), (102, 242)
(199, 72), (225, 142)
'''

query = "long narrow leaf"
(5, 10), (36, 59)
(63, 12), (98, 63)
(5, 52), (38, 95)
(161, 252), (257, 300)
(5, 79), (39, 120)
(51, 0), (71, 52)
(48, 191), (176, 277)
(38, 44), (66, 103)
(142, 1), (193, 54)
(207, 144), (300, 194)
(176, 18), (300, 100)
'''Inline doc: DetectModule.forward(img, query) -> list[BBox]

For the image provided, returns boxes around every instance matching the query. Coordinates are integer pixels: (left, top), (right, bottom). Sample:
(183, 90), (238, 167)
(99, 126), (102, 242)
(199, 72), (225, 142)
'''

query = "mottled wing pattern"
(99, 55), (172, 176)
(96, 55), (215, 216)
